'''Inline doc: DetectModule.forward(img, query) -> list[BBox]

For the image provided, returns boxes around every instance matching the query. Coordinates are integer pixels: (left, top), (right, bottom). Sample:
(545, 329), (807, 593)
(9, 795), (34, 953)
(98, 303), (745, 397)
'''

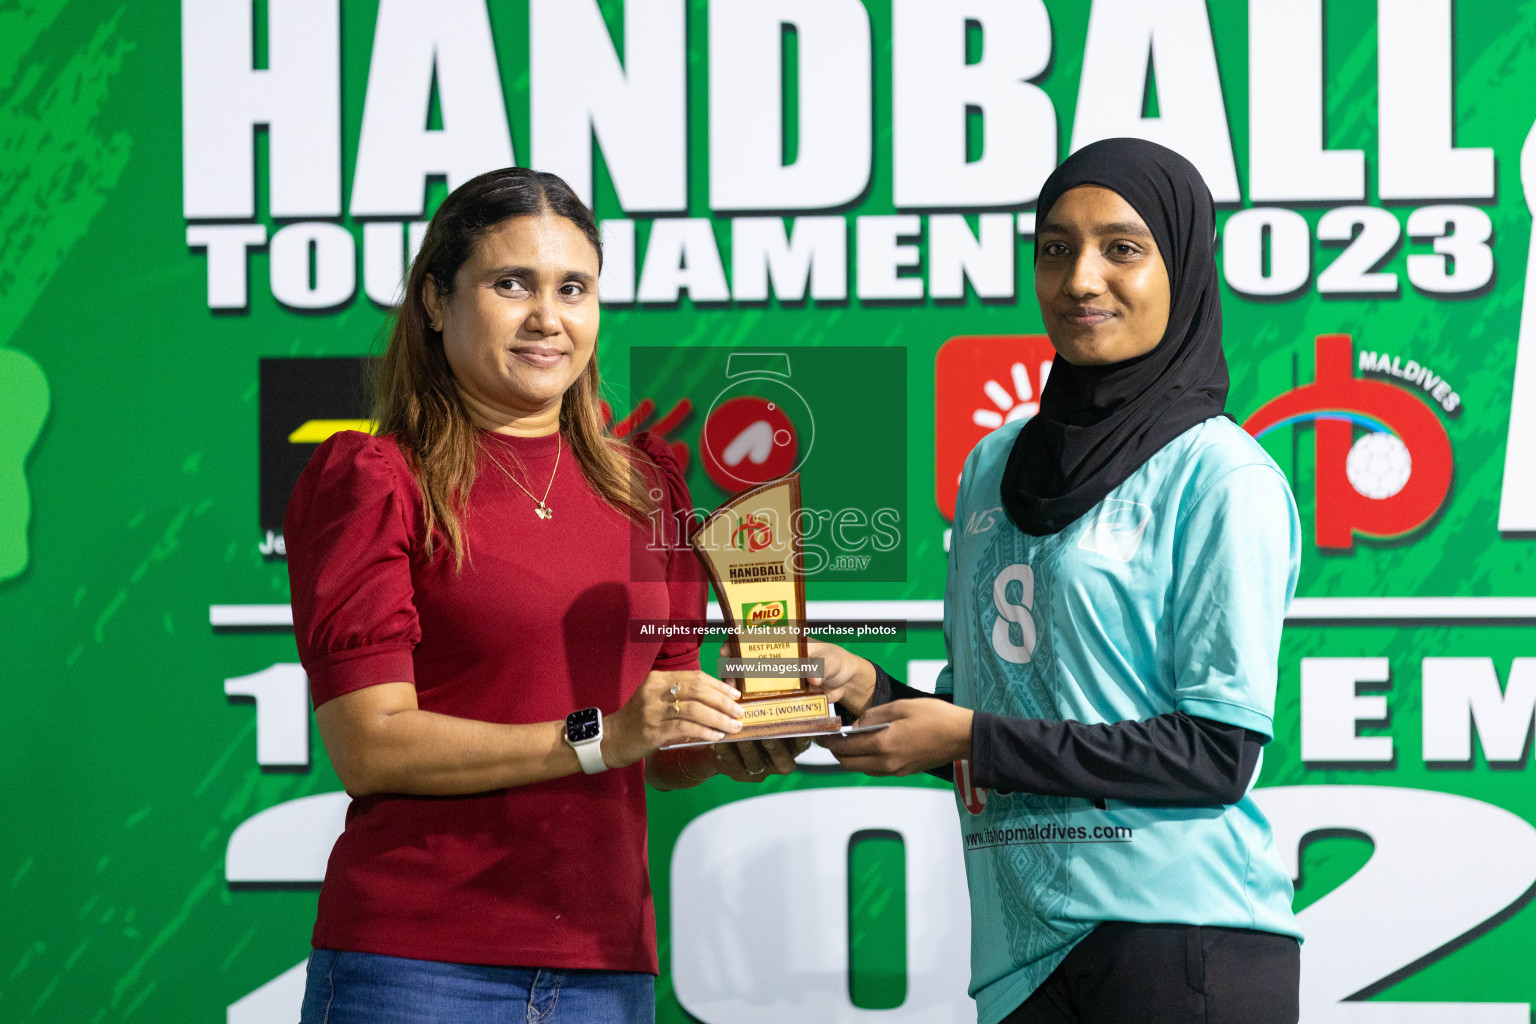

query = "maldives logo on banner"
(934, 335), (1057, 520)
(1242, 334), (1453, 550)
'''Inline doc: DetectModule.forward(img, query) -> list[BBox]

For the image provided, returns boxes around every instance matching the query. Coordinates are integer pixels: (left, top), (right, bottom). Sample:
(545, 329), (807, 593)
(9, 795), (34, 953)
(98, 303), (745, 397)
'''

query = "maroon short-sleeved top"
(284, 428), (704, 972)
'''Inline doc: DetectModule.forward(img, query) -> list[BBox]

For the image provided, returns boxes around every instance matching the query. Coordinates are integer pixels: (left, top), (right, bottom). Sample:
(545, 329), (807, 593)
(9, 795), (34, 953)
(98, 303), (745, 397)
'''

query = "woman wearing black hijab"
(817, 138), (1303, 1023)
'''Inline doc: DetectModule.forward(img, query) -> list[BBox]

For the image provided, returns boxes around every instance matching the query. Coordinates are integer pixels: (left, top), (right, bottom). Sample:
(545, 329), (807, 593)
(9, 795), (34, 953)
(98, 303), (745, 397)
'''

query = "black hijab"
(1001, 137), (1229, 536)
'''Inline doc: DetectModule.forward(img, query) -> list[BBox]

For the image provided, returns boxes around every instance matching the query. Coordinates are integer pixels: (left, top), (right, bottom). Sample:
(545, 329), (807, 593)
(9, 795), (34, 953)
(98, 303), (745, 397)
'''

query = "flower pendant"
(536, 504), (553, 520)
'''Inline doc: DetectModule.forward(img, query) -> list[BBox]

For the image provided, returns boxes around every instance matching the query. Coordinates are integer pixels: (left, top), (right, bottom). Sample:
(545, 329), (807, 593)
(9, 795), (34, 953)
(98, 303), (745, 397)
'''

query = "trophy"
(689, 472), (843, 741)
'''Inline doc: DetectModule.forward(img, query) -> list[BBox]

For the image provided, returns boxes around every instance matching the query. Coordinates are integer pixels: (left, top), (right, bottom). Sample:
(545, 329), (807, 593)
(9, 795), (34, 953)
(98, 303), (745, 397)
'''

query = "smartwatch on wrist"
(565, 707), (607, 774)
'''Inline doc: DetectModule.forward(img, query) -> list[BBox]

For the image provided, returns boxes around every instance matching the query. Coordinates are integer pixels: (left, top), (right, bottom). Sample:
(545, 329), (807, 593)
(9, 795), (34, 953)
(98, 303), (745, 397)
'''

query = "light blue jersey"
(939, 416), (1303, 1024)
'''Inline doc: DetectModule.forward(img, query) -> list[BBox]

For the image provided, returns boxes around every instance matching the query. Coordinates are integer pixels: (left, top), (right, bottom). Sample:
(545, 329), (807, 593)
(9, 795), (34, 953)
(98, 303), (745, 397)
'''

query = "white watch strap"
(572, 736), (607, 774)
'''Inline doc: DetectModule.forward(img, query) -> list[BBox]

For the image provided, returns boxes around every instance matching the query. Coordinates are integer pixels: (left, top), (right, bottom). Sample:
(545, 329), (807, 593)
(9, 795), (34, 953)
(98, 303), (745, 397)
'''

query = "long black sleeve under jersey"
(846, 663), (1264, 805)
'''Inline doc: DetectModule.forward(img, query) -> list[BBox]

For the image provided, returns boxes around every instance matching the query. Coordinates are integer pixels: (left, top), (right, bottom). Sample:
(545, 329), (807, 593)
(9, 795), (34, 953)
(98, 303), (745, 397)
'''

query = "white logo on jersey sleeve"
(1076, 498), (1153, 562)
(990, 563), (1037, 664)
(964, 506), (1003, 535)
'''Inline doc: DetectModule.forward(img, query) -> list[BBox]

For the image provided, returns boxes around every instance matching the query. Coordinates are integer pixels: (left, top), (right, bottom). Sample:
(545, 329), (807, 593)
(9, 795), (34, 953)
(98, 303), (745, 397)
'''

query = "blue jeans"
(298, 948), (655, 1024)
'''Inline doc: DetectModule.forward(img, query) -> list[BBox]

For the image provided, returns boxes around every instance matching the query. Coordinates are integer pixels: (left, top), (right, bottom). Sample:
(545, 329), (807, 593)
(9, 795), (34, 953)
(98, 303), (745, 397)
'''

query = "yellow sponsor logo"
(741, 600), (787, 624)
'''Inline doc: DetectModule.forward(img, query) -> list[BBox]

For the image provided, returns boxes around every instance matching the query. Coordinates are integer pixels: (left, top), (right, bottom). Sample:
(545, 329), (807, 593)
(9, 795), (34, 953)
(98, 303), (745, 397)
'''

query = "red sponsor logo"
(700, 395), (800, 492)
(934, 335), (1057, 520)
(1242, 334), (1453, 549)
(955, 758), (989, 815)
(731, 513), (774, 552)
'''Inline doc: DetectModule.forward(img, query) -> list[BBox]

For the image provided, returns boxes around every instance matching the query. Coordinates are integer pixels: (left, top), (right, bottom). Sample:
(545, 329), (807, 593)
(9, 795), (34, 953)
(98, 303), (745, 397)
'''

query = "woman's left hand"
(818, 699), (974, 776)
(712, 738), (809, 782)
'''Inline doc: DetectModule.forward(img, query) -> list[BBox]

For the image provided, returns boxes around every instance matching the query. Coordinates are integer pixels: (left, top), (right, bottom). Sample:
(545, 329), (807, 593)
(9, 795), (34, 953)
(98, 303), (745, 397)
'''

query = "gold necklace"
(481, 432), (562, 520)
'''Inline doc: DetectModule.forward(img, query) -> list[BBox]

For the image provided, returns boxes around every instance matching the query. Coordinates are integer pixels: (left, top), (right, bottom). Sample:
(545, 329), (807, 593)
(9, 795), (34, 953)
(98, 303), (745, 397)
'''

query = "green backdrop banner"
(6, 2), (1536, 1021)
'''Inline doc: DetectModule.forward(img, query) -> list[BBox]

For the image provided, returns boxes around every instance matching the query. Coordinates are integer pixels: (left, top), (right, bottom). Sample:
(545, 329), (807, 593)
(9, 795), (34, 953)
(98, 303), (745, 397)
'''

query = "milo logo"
(741, 600), (787, 624)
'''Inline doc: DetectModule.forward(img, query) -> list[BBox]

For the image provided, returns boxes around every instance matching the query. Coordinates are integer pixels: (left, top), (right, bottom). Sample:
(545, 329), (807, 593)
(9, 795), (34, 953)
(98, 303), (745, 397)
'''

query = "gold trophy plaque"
(690, 473), (841, 741)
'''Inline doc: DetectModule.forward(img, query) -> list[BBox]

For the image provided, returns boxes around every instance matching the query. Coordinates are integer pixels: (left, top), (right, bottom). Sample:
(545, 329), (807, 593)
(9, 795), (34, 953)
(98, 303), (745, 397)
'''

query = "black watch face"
(566, 707), (601, 742)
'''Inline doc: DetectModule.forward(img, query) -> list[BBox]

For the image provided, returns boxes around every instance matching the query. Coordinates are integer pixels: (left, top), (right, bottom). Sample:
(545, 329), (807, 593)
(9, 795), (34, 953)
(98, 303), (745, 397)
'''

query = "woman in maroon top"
(286, 168), (799, 1024)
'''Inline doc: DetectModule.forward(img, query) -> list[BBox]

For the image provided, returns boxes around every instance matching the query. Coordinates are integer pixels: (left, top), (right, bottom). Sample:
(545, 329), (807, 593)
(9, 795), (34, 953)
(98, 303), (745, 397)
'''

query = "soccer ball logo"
(1242, 334), (1452, 549)
(1345, 432), (1413, 500)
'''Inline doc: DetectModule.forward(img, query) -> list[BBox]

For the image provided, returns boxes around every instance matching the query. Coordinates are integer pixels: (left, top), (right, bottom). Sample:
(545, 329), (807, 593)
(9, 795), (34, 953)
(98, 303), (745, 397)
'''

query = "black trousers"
(1001, 922), (1300, 1024)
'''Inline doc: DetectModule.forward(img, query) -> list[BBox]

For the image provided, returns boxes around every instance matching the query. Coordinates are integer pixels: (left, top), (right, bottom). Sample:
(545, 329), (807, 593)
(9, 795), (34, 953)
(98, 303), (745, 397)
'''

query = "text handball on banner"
(184, 2), (1495, 309)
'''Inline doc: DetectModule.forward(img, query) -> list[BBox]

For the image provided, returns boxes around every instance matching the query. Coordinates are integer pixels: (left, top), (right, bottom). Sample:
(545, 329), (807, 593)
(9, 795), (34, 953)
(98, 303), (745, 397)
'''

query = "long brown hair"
(373, 167), (656, 567)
